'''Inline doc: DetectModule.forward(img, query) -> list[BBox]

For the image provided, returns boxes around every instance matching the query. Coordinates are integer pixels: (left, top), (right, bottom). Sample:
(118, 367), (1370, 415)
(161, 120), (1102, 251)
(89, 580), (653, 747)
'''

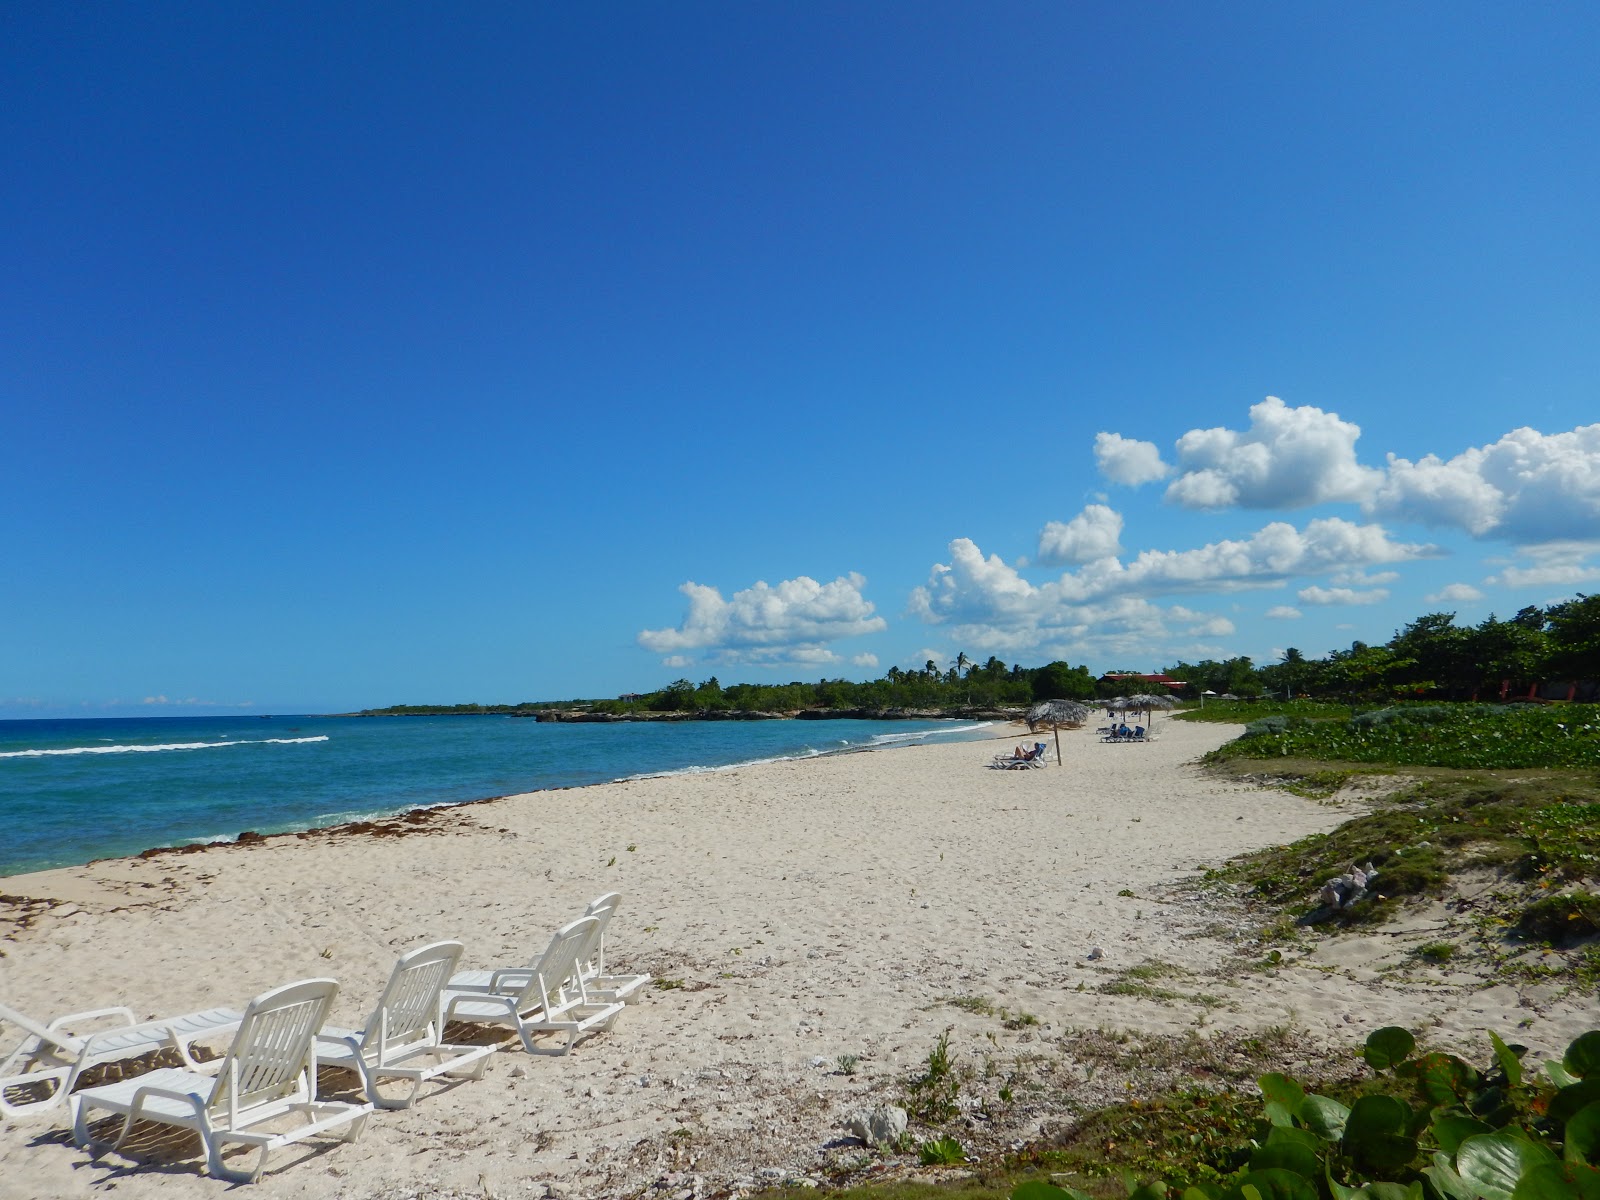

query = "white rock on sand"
(0, 719), (1589, 1199)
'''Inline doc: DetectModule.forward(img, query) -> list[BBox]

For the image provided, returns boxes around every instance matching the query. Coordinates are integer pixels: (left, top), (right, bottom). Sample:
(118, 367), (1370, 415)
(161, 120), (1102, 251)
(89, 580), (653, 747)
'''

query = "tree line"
(1165, 593), (1600, 703)
(354, 593), (1598, 718)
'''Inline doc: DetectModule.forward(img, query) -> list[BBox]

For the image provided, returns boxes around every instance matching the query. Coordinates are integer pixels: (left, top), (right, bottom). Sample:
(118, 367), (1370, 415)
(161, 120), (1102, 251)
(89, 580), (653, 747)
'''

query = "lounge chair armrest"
(314, 1029), (365, 1057)
(47, 1007), (138, 1034)
(441, 992), (519, 1022)
(486, 969), (534, 992)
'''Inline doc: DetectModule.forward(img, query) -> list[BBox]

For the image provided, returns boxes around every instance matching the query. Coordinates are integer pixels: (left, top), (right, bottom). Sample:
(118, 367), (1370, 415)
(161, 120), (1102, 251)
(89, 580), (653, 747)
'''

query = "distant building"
(1097, 672), (1187, 693)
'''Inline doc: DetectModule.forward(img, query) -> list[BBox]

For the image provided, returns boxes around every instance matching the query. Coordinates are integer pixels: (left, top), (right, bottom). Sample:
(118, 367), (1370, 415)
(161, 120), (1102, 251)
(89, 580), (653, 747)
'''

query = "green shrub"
(1011, 1024), (1600, 1200)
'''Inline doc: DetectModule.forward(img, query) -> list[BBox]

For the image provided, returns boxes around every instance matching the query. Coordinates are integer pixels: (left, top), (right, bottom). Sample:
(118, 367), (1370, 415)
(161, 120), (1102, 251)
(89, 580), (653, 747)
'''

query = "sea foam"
(0, 735), (329, 759)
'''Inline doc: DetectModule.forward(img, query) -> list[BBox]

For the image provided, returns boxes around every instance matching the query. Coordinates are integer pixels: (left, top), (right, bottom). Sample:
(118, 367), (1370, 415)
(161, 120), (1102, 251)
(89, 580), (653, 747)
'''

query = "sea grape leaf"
(1457, 1131), (1560, 1200)
(1408, 1052), (1479, 1106)
(1127, 1185), (1169, 1200)
(1490, 1031), (1525, 1090)
(1510, 1161), (1600, 1200)
(1552, 1081), (1600, 1125)
(1569, 1033), (1600, 1081)
(1365, 1027), (1418, 1072)
(1422, 1153), (1476, 1200)
(1299, 1094), (1351, 1141)
(1231, 1169), (1317, 1200)
(1324, 1161), (1361, 1200)
(1567, 1100), (1600, 1165)
(1183, 1189), (1219, 1200)
(1548, 1061), (1580, 1089)
(1355, 1132), (1421, 1174)
(1261, 1072), (1308, 1128)
(1250, 1139), (1321, 1178)
(1433, 1115), (1495, 1155)
(1345, 1094), (1411, 1141)
(1358, 1184), (1420, 1200)
(1266, 1125), (1324, 1151)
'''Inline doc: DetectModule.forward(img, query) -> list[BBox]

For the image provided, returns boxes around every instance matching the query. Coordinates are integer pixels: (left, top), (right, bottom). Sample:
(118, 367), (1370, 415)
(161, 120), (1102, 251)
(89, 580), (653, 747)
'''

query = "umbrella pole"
(1053, 724), (1062, 766)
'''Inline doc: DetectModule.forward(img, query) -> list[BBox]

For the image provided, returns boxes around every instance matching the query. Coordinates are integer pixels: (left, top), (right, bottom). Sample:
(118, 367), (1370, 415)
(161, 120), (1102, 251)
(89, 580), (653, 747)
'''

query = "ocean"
(0, 714), (998, 877)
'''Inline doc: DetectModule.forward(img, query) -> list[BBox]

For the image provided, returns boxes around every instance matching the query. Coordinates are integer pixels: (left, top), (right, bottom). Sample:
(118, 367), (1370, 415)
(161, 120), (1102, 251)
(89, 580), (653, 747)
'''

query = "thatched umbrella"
(1025, 699), (1089, 766)
(1127, 692), (1178, 727)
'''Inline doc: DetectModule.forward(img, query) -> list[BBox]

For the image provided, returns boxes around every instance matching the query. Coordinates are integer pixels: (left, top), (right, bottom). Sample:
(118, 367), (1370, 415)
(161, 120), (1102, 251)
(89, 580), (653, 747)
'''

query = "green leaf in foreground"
(1511, 1161), (1600, 1200)
(1490, 1031), (1525, 1090)
(1299, 1094), (1351, 1141)
(1567, 1101), (1600, 1166)
(1260, 1072), (1308, 1128)
(1457, 1130), (1560, 1200)
(1569, 1032), (1600, 1081)
(1232, 1168), (1318, 1200)
(1365, 1027), (1418, 1072)
(1433, 1115), (1495, 1155)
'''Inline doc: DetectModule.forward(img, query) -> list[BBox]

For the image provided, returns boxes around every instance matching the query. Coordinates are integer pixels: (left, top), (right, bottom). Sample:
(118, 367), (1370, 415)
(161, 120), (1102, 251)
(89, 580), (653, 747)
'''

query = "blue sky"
(4, 3), (1598, 717)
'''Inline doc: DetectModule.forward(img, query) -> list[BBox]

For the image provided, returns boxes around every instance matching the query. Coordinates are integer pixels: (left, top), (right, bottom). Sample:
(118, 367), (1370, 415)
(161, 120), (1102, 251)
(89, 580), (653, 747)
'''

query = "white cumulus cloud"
(1369, 424), (1600, 543)
(638, 572), (887, 666)
(1297, 586), (1389, 606)
(912, 520), (1433, 628)
(1037, 505), (1124, 565)
(851, 653), (879, 669)
(1425, 583), (1484, 604)
(1094, 433), (1171, 486)
(1161, 397), (1381, 510)
(1484, 540), (1600, 589)
(1265, 605), (1303, 619)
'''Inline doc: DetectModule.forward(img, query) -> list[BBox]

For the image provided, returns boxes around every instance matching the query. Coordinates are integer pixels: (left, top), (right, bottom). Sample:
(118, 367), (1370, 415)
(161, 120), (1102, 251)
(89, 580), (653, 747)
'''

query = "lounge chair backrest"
(582, 893), (623, 974)
(209, 979), (338, 1119)
(509, 917), (598, 1012)
(357, 941), (461, 1059)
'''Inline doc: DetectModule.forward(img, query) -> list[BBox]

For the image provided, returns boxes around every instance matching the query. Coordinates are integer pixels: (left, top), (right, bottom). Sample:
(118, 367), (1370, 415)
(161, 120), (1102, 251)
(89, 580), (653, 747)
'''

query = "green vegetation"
(1171, 594), (1598, 706)
(1012, 1025), (1600, 1200)
(1205, 704), (1600, 770)
(353, 593), (1600, 720)
(751, 1026), (1600, 1200)
(591, 658), (1099, 716)
(1206, 771), (1599, 934)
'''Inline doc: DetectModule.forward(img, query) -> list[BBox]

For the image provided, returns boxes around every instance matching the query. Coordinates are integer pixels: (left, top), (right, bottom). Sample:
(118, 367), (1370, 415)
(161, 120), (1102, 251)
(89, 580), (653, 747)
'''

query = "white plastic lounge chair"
(990, 742), (1049, 769)
(577, 893), (652, 1003)
(71, 978), (371, 1184)
(1, 999), (244, 1119)
(314, 941), (494, 1109)
(439, 916), (623, 1055)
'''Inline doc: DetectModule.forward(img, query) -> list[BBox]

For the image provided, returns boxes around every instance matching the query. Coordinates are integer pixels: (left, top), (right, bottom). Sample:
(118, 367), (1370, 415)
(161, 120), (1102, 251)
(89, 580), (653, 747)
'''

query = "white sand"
(0, 720), (1589, 1199)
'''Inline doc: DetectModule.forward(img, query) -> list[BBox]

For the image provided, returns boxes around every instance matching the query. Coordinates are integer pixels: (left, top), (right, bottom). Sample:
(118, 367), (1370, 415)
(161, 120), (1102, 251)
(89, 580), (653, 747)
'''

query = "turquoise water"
(0, 715), (996, 876)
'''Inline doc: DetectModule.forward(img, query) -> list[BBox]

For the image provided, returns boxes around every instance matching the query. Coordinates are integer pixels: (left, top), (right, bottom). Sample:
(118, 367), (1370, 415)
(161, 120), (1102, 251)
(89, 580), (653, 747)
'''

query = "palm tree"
(955, 652), (971, 677)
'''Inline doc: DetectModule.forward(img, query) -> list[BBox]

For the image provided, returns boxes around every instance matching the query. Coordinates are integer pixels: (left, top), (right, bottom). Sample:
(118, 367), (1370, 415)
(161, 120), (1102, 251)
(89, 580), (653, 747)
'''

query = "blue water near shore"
(0, 715), (997, 876)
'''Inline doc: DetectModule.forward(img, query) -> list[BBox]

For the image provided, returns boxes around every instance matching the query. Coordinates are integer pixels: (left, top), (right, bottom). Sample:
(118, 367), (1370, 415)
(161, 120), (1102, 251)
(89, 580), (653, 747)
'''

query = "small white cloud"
(1094, 433), (1171, 486)
(1036, 504), (1124, 565)
(1297, 585), (1389, 606)
(1485, 540), (1600, 588)
(1425, 583), (1484, 604)
(1331, 569), (1399, 586)
(1265, 605), (1303, 619)
(639, 572), (887, 665)
(1164, 397), (1380, 510)
(851, 653), (879, 669)
(661, 655), (692, 669)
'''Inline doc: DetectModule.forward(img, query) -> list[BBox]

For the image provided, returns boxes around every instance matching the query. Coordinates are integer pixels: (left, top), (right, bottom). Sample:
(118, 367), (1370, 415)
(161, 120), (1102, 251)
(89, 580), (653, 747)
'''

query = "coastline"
(2, 721), (1590, 1199)
(2, 715), (999, 878)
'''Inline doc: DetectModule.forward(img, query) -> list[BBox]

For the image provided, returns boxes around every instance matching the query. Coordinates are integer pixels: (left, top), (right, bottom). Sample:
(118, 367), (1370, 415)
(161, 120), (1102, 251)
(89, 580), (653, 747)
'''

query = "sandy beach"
(1, 719), (1590, 1200)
